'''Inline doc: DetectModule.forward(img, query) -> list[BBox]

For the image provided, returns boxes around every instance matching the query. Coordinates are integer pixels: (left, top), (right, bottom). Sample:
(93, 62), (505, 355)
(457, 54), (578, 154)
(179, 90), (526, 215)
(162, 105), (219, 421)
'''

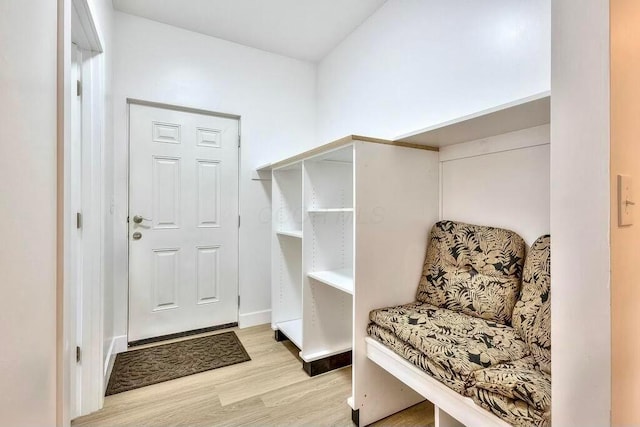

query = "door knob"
(132, 232), (142, 240)
(133, 215), (151, 224)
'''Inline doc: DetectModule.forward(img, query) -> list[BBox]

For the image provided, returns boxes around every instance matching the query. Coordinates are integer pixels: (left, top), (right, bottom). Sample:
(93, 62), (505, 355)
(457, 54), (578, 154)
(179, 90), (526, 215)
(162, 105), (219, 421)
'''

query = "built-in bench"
(366, 221), (551, 427)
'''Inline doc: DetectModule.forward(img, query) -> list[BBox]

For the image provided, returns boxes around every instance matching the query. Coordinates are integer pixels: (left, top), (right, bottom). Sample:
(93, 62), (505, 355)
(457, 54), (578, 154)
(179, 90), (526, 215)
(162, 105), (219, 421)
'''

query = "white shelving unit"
(266, 134), (440, 388)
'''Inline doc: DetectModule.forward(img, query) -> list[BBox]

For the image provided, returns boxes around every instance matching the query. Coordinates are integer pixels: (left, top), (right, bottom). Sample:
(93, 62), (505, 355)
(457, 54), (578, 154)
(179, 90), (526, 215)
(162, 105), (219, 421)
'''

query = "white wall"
(317, 0), (551, 143)
(440, 125), (550, 245)
(551, 0), (611, 425)
(112, 12), (317, 336)
(0, 1), (58, 425)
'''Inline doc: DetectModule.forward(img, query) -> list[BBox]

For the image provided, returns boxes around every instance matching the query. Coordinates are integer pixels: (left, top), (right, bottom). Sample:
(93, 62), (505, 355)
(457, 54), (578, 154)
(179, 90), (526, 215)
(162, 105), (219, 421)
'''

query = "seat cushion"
(465, 387), (550, 427)
(417, 221), (526, 324)
(466, 356), (551, 412)
(369, 302), (530, 382)
(367, 322), (467, 393)
(511, 235), (551, 373)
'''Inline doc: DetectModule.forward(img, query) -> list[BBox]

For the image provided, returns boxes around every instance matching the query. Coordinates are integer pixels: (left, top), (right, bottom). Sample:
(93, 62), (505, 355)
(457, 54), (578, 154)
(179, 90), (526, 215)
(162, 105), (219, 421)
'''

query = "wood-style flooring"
(73, 324), (434, 426)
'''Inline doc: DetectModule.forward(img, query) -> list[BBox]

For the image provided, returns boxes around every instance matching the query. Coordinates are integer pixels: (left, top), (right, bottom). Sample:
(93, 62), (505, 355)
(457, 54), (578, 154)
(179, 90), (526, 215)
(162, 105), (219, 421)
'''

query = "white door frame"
(61, 0), (105, 423)
(125, 98), (242, 341)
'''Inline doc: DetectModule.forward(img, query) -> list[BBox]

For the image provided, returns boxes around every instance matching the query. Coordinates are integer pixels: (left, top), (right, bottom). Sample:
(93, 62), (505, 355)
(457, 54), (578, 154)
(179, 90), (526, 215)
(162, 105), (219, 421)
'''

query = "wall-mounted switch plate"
(618, 174), (634, 226)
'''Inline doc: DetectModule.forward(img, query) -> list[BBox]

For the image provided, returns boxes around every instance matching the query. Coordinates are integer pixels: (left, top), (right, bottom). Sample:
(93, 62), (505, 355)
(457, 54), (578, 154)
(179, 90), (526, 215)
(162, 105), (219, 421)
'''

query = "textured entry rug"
(106, 331), (251, 395)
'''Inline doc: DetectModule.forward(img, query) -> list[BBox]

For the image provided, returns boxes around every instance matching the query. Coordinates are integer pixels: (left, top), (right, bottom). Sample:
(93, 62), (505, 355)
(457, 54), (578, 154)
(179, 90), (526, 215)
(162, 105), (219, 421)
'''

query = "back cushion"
(512, 235), (551, 373)
(417, 221), (526, 325)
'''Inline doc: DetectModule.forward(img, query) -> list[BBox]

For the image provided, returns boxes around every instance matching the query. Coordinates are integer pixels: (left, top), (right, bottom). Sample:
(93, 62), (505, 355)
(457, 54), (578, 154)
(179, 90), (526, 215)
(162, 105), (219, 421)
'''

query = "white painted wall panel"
(0, 1), (58, 424)
(551, 0), (611, 424)
(317, 0), (551, 143)
(441, 142), (550, 246)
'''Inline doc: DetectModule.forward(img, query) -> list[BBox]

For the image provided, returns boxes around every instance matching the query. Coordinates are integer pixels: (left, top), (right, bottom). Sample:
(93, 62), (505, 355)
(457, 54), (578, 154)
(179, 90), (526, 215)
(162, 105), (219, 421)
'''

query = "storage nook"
(260, 92), (551, 427)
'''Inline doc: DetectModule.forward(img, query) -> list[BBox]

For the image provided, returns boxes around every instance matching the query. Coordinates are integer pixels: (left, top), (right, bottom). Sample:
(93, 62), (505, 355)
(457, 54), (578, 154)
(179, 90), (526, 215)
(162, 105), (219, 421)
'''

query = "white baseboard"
(113, 335), (127, 354)
(103, 335), (127, 391)
(239, 309), (271, 329)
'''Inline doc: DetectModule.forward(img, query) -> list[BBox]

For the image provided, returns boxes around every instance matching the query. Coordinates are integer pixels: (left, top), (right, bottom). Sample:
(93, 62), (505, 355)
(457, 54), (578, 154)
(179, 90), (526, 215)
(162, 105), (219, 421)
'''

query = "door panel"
(128, 103), (239, 342)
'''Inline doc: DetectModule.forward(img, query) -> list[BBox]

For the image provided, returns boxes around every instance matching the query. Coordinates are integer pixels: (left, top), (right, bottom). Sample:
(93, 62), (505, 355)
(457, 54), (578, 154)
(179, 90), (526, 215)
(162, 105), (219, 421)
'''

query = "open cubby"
(271, 234), (302, 327)
(301, 280), (353, 362)
(304, 147), (353, 211)
(271, 162), (303, 341)
(272, 163), (303, 236)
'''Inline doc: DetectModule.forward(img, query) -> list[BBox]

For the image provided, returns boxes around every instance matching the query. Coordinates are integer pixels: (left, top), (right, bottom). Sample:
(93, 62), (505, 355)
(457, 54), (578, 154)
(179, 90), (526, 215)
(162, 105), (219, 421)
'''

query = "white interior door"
(128, 103), (239, 342)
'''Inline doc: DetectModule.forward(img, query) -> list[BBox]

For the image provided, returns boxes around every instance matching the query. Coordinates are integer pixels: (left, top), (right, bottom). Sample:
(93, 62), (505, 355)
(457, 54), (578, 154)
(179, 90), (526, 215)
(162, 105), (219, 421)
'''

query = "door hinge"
(238, 135), (241, 148)
(76, 80), (82, 97)
(76, 212), (82, 229)
(238, 295), (240, 307)
(238, 215), (241, 228)
(76, 346), (81, 363)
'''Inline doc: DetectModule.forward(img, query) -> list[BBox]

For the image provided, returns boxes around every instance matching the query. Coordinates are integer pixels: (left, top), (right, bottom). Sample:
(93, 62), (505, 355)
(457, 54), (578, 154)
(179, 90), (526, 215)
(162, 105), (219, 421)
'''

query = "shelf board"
(276, 319), (302, 349)
(301, 344), (353, 363)
(308, 268), (354, 295)
(395, 92), (550, 147)
(347, 396), (355, 410)
(307, 208), (354, 213)
(276, 229), (303, 239)
(256, 134), (438, 172)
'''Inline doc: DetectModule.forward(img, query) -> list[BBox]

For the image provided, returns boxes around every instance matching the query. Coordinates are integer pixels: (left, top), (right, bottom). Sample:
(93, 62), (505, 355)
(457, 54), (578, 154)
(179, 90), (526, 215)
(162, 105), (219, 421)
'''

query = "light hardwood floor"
(74, 324), (434, 426)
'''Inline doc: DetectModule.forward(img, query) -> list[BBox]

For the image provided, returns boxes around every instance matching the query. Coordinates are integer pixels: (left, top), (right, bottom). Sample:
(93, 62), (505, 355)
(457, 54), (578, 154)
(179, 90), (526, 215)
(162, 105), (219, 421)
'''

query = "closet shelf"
(276, 229), (303, 238)
(308, 268), (354, 295)
(307, 208), (354, 213)
(394, 92), (550, 147)
(276, 319), (302, 349)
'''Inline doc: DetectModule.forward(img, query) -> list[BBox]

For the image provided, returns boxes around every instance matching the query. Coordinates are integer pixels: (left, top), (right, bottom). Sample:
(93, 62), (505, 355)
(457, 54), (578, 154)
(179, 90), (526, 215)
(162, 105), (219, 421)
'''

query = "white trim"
(239, 309), (271, 328)
(102, 335), (127, 393)
(103, 338), (115, 378)
(438, 124), (550, 163)
(64, 1), (105, 420)
(365, 337), (510, 427)
(71, 0), (102, 52)
(59, 2), (72, 425)
(113, 335), (128, 354)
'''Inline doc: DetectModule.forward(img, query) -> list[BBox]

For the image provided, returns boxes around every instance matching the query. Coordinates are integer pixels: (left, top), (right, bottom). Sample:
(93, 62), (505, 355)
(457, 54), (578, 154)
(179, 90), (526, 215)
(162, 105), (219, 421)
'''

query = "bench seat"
(366, 222), (551, 427)
(368, 302), (530, 390)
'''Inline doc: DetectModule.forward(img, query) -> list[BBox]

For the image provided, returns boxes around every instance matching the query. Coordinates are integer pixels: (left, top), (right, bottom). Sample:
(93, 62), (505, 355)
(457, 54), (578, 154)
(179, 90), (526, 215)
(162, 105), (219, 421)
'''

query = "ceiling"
(112, 0), (387, 62)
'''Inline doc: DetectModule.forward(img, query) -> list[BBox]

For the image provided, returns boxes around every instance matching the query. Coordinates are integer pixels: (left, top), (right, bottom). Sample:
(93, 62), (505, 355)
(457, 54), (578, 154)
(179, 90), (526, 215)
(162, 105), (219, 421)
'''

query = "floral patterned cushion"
(466, 387), (550, 427)
(416, 221), (526, 324)
(511, 235), (551, 373)
(367, 323), (467, 393)
(465, 356), (551, 412)
(368, 302), (530, 381)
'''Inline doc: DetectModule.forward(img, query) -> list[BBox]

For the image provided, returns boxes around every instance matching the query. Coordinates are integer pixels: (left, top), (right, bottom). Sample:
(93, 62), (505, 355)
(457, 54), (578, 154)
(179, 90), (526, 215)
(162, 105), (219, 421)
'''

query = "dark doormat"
(106, 331), (251, 396)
